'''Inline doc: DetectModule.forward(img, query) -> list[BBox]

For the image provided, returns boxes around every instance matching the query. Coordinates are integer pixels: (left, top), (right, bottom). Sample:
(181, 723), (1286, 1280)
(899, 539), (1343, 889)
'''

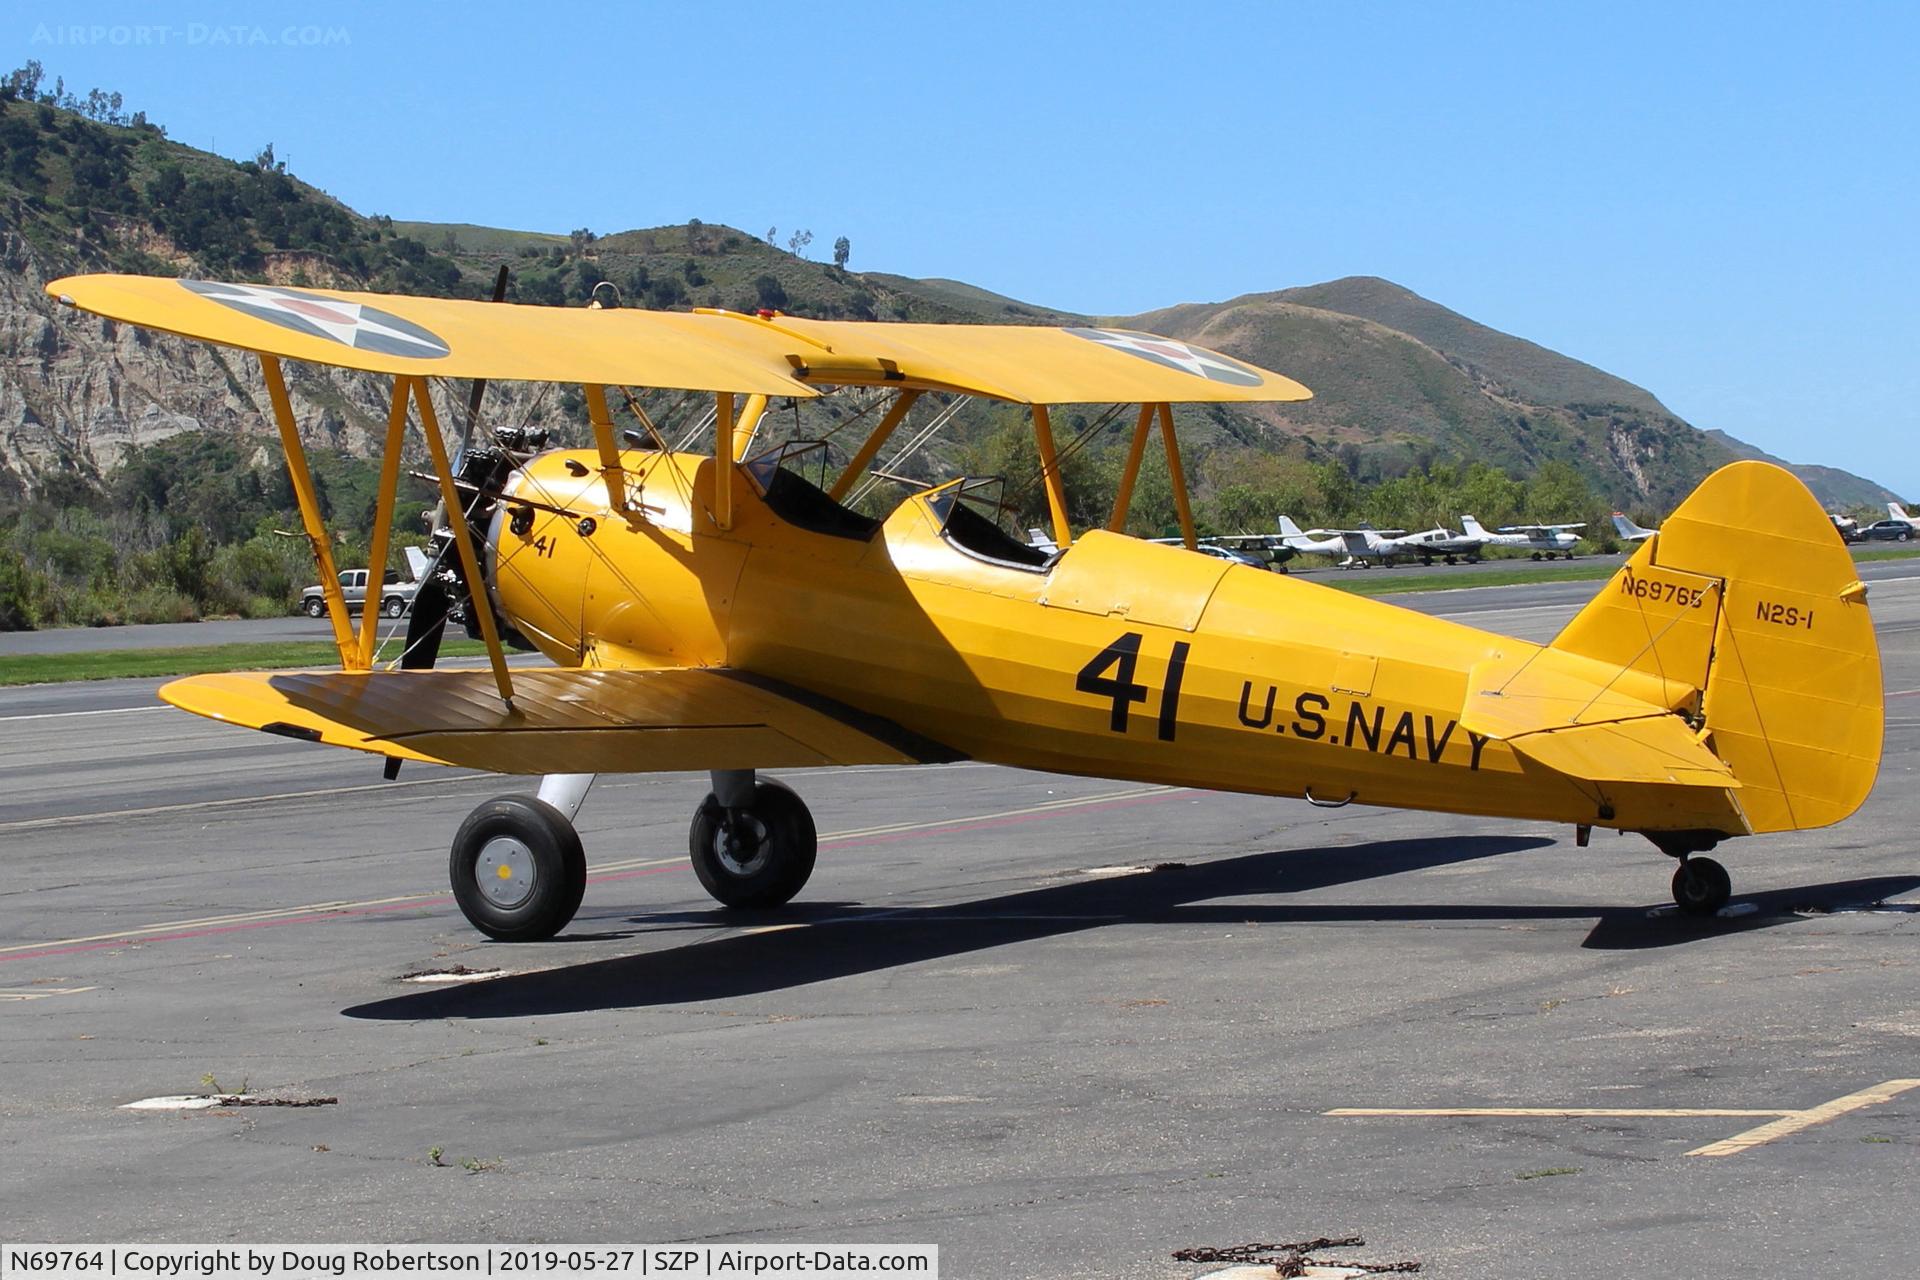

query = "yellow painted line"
(0, 893), (449, 955)
(1328, 1107), (1788, 1118)
(1327, 1079), (1920, 1158)
(1685, 1079), (1920, 1157)
(0, 773), (474, 833)
(0, 788), (1174, 956)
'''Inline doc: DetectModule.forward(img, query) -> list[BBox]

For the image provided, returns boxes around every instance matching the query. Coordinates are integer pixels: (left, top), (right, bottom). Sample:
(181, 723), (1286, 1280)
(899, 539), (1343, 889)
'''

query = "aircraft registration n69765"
(49, 273), (1885, 941)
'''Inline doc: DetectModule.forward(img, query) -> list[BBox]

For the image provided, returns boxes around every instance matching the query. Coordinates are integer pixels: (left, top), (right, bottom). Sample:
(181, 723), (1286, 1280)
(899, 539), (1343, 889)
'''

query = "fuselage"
(488, 450), (1682, 831)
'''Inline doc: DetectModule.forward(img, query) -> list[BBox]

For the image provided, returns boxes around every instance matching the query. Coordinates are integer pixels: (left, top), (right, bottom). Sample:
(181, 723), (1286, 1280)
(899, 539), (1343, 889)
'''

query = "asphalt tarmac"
(1, 574), (1917, 1278)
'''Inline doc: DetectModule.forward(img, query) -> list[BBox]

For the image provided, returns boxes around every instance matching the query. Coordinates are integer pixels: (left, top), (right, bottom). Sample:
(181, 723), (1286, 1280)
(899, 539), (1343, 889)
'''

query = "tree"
(572, 259), (605, 302)
(3, 61), (43, 103)
(147, 164), (186, 208)
(833, 236), (850, 269)
(569, 227), (595, 256)
(753, 274), (787, 310)
(786, 229), (813, 258)
(766, 226), (778, 245)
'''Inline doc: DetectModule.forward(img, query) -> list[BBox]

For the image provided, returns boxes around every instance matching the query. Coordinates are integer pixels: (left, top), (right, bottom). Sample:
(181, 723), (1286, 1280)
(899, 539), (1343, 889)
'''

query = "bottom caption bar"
(2, 1248), (938, 1280)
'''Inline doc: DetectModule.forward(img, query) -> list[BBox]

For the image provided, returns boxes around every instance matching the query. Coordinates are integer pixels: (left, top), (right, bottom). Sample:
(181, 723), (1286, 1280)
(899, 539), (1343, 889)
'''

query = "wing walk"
(160, 667), (962, 775)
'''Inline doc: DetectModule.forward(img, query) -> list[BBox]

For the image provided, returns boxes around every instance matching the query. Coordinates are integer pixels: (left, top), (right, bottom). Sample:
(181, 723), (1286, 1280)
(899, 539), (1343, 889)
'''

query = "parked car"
(1194, 542), (1272, 569)
(1855, 519), (1915, 543)
(299, 568), (420, 618)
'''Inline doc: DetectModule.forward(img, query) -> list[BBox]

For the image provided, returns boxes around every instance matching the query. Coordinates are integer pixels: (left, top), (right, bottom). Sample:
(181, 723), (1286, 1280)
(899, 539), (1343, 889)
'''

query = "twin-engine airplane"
(49, 274), (1883, 941)
(1282, 520), (1485, 568)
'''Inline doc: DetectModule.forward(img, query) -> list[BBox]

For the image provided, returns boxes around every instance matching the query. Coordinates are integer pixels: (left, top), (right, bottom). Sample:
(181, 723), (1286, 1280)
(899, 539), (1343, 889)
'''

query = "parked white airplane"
(1612, 512), (1657, 542)
(1461, 515), (1585, 560)
(1889, 502), (1920, 531)
(1279, 516), (1488, 567)
(1277, 515), (1350, 557)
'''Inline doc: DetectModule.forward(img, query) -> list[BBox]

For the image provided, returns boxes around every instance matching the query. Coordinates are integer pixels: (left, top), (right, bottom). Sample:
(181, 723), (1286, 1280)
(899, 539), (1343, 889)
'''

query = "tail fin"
(1552, 462), (1881, 834)
(1611, 512), (1653, 540)
(1461, 515), (1488, 538)
(1893, 502), (1913, 522)
(1277, 515), (1305, 537)
(403, 546), (432, 581)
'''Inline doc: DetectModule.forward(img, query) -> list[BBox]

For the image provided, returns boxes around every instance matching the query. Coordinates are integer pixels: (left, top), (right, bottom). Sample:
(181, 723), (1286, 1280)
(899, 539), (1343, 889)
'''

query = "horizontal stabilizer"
(160, 667), (962, 774)
(1499, 715), (1740, 792)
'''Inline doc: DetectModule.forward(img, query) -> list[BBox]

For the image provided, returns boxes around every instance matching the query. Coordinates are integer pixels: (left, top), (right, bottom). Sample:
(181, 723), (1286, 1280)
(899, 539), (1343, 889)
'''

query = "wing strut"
(1106, 404), (1156, 533)
(828, 390), (922, 502)
(1157, 401), (1198, 551)
(1031, 404), (1073, 552)
(259, 354), (359, 668)
(408, 376), (515, 710)
(358, 378), (410, 668)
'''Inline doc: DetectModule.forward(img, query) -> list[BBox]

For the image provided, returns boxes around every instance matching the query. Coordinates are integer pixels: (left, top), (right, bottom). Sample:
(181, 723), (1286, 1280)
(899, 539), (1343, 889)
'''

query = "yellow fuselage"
(490, 451), (1681, 831)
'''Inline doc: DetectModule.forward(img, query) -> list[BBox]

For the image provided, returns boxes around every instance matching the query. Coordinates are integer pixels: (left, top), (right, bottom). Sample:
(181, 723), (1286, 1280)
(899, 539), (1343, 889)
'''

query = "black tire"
(303, 596), (325, 618)
(449, 795), (587, 941)
(382, 595), (406, 618)
(1901, 531), (1912, 542)
(1530, 552), (1542, 561)
(689, 779), (817, 909)
(1672, 856), (1732, 917)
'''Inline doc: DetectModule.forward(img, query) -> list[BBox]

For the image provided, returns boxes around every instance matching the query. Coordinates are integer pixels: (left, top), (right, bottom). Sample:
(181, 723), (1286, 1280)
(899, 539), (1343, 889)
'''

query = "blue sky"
(19, 0), (1920, 498)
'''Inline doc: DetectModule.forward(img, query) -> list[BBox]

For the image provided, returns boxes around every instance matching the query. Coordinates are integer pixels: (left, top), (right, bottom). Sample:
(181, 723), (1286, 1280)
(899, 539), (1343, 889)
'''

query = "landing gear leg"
(537, 772), (596, 822)
(689, 769), (817, 909)
(1648, 832), (1731, 916)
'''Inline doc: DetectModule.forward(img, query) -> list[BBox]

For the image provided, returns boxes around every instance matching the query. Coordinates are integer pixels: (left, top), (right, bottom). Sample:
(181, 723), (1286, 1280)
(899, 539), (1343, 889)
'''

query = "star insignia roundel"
(181, 280), (451, 359)
(1065, 328), (1263, 387)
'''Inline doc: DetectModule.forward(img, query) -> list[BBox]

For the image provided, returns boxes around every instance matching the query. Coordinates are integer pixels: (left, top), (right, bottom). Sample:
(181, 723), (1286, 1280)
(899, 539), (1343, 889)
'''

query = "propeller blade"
(455, 264), (510, 463)
(400, 569), (451, 672)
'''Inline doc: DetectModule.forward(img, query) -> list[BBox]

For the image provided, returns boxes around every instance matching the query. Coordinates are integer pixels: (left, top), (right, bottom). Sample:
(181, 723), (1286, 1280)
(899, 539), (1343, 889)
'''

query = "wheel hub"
(476, 835), (537, 909)
(711, 811), (771, 877)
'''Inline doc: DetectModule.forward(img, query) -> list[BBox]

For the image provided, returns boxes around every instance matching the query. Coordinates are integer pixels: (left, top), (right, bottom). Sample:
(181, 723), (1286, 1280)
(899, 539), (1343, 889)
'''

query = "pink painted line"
(825, 790), (1185, 851)
(2, 789), (1186, 964)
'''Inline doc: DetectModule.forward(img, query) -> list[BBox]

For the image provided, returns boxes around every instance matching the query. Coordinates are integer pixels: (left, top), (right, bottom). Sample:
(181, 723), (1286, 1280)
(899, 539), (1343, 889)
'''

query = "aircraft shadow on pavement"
(341, 837), (1910, 1021)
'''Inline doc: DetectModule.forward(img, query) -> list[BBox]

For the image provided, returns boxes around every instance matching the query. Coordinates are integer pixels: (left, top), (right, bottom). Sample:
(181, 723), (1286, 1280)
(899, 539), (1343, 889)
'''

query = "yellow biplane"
(50, 274), (1884, 940)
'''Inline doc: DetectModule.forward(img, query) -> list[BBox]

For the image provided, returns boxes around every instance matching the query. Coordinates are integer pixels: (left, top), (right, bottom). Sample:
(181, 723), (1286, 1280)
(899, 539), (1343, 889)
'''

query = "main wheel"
(1530, 551), (1542, 561)
(303, 596), (325, 617)
(689, 779), (817, 909)
(381, 595), (406, 618)
(1672, 856), (1732, 916)
(449, 795), (587, 941)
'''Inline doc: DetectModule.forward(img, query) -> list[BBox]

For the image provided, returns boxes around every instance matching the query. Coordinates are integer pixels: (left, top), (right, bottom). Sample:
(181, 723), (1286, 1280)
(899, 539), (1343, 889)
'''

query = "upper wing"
(48, 274), (820, 395)
(160, 667), (963, 774)
(768, 318), (1312, 404)
(49, 275), (1312, 406)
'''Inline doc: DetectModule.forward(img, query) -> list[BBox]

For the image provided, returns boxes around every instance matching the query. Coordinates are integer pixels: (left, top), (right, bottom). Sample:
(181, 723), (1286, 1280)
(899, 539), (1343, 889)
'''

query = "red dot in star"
(274, 297), (357, 325)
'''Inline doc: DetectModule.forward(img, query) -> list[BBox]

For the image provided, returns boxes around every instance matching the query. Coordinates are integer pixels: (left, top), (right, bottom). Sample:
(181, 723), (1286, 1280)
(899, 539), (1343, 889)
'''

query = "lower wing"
(161, 667), (963, 774)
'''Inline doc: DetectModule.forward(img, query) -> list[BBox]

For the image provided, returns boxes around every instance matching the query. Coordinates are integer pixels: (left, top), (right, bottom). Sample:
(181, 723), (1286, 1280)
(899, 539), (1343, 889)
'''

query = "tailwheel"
(689, 778), (817, 909)
(449, 795), (587, 941)
(1671, 856), (1732, 916)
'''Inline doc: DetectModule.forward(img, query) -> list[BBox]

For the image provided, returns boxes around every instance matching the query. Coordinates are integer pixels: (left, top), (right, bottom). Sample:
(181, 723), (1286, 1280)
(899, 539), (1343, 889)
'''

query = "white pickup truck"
(298, 549), (431, 619)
